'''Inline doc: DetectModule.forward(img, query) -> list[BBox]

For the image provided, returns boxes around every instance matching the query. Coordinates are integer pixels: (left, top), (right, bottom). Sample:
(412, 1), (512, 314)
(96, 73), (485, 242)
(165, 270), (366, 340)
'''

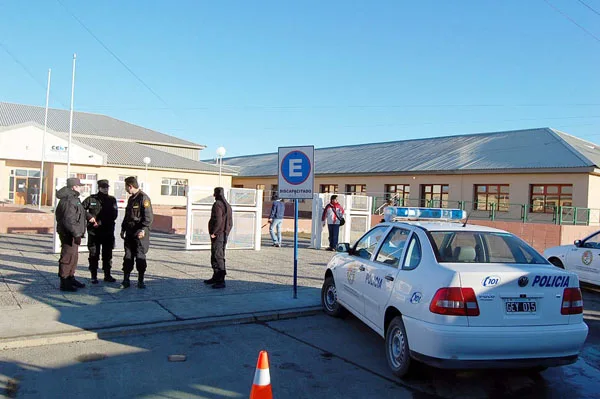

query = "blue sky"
(1, 0), (599, 158)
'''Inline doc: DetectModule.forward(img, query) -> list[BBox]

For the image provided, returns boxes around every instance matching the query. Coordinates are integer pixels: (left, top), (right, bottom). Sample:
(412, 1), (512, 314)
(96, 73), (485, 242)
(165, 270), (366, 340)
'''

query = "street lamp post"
(143, 157), (151, 190)
(216, 146), (226, 186)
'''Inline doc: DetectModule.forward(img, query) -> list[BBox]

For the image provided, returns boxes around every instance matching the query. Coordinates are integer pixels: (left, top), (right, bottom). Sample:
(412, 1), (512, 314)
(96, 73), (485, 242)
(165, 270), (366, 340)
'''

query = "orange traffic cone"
(250, 351), (273, 399)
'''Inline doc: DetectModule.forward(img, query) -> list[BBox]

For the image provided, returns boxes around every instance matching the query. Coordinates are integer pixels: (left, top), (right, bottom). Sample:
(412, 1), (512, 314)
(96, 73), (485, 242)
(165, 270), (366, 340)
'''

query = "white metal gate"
(310, 193), (373, 249)
(185, 187), (263, 251)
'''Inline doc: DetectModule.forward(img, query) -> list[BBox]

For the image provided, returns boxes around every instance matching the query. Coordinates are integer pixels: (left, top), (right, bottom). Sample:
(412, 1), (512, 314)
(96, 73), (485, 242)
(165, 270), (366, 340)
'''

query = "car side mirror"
(574, 240), (582, 247)
(336, 243), (351, 253)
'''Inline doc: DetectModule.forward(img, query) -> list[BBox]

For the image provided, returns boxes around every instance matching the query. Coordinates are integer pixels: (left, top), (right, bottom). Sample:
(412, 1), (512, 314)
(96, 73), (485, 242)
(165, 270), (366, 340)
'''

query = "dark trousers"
(210, 234), (227, 280)
(87, 231), (114, 272)
(328, 224), (340, 250)
(59, 236), (79, 278)
(123, 234), (149, 275)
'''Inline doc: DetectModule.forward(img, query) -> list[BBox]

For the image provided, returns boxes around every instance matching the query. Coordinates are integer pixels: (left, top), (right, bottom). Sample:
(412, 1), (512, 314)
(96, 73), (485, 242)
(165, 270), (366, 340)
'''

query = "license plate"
(505, 301), (537, 313)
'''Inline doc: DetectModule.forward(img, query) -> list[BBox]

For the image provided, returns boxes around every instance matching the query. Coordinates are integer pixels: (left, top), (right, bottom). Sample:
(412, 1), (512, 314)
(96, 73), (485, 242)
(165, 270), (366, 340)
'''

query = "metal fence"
(370, 196), (600, 226)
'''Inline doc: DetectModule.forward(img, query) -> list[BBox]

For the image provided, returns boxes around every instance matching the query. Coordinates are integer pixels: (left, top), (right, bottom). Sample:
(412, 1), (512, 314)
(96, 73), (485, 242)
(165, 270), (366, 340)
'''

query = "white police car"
(544, 231), (600, 286)
(321, 207), (589, 377)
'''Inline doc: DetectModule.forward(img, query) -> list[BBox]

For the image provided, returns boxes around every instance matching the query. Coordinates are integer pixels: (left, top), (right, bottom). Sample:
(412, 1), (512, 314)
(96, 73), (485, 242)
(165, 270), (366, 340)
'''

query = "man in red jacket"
(321, 195), (345, 251)
(205, 187), (233, 289)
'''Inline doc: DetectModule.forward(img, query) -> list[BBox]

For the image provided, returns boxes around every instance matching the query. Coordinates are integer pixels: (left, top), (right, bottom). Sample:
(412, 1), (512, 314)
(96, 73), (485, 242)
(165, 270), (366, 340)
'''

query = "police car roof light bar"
(390, 207), (466, 222)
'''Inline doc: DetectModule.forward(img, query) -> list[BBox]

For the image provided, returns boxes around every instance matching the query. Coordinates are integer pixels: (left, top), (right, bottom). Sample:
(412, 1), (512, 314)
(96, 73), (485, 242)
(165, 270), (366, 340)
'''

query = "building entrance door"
(15, 178), (27, 205)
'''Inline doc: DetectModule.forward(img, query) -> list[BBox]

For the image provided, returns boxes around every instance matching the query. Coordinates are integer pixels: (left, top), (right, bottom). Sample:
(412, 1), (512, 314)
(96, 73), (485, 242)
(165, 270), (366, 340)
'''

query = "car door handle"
(359, 265), (366, 271)
(385, 275), (394, 281)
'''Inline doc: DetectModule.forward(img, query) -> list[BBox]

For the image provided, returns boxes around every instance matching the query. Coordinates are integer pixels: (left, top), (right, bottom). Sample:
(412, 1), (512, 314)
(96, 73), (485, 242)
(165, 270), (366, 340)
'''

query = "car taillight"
(429, 287), (480, 316)
(561, 287), (583, 315)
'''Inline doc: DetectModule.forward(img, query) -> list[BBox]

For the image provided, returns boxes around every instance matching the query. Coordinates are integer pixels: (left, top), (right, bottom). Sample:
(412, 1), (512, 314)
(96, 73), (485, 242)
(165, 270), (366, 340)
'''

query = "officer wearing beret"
(82, 179), (118, 284)
(120, 176), (153, 289)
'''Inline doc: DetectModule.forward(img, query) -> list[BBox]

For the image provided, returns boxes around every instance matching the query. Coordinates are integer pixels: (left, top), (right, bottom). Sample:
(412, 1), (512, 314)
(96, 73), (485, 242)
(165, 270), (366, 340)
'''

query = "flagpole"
(39, 68), (51, 209)
(67, 53), (76, 178)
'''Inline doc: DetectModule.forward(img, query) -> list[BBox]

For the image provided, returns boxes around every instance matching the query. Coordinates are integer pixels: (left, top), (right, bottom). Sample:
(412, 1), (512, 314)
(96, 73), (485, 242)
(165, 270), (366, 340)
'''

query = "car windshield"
(429, 231), (548, 264)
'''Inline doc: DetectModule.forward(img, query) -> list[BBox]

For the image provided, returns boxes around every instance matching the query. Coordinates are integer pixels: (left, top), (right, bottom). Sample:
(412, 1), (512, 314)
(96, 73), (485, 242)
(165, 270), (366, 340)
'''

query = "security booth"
(185, 187), (263, 250)
(311, 193), (373, 249)
(53, 178), (126, 254)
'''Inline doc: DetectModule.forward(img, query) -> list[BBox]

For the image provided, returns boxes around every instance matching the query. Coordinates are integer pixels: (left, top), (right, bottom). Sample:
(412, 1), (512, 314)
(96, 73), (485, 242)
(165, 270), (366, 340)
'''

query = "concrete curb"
(0, 306), (323, 351)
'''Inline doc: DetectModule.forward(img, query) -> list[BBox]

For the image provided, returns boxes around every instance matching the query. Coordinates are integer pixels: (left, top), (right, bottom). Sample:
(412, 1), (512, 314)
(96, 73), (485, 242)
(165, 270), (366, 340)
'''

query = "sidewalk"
(0, 233), (333, 349)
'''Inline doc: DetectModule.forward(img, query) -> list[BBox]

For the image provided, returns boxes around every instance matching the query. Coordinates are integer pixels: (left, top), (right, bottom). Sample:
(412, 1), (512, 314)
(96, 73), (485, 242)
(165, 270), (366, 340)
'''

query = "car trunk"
(444, 264), (573, 327)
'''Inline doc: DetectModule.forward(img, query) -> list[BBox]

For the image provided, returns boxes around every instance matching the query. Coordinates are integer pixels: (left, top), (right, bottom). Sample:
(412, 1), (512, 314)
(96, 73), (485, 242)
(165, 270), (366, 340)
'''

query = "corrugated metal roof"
(73, 136), (237, 174)
(0, 101), (203, 148)
(222, 128), (599, 177)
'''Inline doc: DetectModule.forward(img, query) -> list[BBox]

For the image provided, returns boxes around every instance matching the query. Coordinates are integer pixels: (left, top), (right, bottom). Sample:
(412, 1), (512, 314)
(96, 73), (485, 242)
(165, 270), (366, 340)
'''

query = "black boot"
(137, 272), (146, 289)
(90, 270), (99, 284)
(103, 270), (116, 283)
(120, 273), (131, 289)
(60, 277), (77, 292)
(212, 271), (226, 289)
(70, 276), (86, 288)
(203, 273), (217, 285)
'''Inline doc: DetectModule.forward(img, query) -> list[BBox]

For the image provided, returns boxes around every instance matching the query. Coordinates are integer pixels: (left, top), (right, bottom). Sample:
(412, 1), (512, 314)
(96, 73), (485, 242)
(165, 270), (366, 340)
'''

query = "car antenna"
(462, 211), (470, 227)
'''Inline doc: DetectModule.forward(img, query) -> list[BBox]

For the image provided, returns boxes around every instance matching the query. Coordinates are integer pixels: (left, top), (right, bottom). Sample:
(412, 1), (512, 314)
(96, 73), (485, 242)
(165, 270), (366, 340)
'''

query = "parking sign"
(278, 146), (314, 199)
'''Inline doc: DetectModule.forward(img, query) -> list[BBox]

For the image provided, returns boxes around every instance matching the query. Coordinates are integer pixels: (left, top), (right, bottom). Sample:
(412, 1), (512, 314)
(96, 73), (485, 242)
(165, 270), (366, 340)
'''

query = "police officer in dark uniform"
(82, 179), (118, 284)
(120, 176), (153, 289)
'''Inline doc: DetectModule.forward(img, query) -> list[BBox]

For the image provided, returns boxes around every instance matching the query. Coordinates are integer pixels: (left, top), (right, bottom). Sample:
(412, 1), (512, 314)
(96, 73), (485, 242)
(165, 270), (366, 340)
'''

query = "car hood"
(543, 245), (573, 256)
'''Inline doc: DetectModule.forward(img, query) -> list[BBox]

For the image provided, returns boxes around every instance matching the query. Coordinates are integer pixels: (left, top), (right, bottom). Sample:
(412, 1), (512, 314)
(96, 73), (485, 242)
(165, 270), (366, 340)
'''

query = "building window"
(385, 184), (410, 205)
(346, 184), (366, 195)
(530, 184), (573, 213)
(320, 184), (338, 193)
(421, 184), (449, 207)
(474, 184), (509, 211)
(161, 178), (188, 196)
(69, 173), (97, 180)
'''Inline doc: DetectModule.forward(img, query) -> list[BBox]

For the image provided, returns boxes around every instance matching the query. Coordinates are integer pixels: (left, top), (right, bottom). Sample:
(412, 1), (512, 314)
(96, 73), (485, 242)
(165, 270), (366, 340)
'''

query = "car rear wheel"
(321, 276), (348, 318)
(549, 258), (564, 269)
(385, 316), (412, 377)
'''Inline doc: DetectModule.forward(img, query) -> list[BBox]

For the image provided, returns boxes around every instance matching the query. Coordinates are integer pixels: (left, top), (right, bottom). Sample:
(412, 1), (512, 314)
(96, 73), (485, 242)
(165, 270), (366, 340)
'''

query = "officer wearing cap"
(120, 176), (153, 289)
(82, 179), (118, 284)
(55, 177), (88, 292)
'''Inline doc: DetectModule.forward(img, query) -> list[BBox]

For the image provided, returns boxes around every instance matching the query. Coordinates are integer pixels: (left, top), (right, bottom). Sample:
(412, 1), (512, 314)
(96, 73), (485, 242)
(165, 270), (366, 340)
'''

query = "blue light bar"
(387, 207), (466, 221)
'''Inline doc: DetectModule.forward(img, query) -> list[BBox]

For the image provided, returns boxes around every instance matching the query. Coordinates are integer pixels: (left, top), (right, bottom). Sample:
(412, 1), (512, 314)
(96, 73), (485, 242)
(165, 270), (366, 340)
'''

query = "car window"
(431, 231), (482, 263)
(583, 232), (600, 249)
(402, 235), (422, 270)
(375, 228), (410, 267)
(429, 231), (547, 264)
(353, 226), (388, 260)
(486, 233), (516, 262)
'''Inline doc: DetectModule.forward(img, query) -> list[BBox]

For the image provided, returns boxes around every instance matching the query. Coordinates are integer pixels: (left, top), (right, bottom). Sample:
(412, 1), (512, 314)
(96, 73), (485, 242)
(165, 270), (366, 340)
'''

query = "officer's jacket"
(55, 186), (86, 239)
(82, 192), (118, 231)
(122, 190), (153, 234)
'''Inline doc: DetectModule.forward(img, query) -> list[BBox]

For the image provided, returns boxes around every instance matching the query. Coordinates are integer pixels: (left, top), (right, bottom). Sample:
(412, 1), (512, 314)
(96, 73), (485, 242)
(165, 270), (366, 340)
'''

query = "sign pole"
(278, 145), (314, 299)
(293, 199), (298, 299)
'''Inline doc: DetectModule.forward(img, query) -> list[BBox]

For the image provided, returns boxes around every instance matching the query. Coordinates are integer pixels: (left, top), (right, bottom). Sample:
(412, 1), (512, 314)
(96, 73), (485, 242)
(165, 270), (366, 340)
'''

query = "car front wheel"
(385, 316), (412, 377)
(321, 276), (348, 318)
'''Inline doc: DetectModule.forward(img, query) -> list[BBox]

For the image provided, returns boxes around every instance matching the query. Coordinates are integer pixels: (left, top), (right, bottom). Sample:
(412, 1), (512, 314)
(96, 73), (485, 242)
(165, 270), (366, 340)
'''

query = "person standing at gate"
(120, 176), (153, 289)
(82, 180), (118, 284)
(321, 195), (345, 251)
(268, 193), (285, 247)
(204, 187), (233, 289)
(55, 178), (88, 292)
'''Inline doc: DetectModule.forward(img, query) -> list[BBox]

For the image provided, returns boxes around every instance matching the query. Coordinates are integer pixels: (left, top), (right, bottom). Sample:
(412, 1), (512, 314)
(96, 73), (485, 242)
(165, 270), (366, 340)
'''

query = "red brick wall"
(0, 213), (55, 234)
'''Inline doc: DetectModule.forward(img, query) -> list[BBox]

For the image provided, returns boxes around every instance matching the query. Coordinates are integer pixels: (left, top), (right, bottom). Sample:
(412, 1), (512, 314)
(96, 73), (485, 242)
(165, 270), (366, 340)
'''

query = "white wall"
(0, 125), (104, 166)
